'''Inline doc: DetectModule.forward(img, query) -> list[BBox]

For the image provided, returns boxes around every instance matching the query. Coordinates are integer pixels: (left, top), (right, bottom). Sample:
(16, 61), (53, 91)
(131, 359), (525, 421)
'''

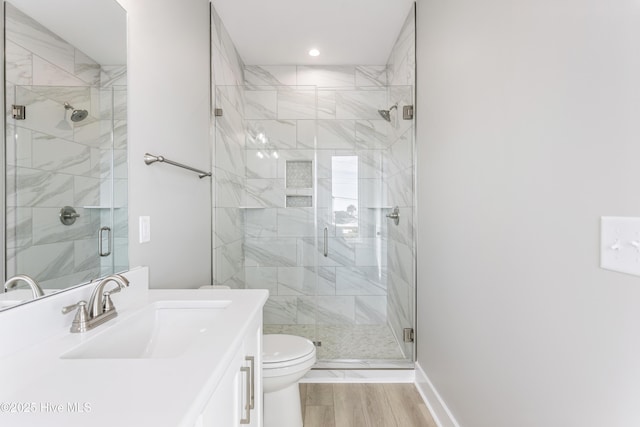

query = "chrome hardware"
(240, 365), (251, 424)
(62, 274), (129, 333)
(144, 153), (212, 179)
(323, 227), (328, 257)
(403, 105), (414, 120)
(403, 328), (414, 343)
(4, 275), (44, 299)
(88, 274), (129, 319)
(386, 206), (400, 226)
(62, 301), (90, 333)
(102, 286), (122, 312)
(214, 108), (223, 117)
(99, 226), (112, 257)
(245, 356), (255, 409)
(11, 104), (26, 120)
(59, 206), (80, 226)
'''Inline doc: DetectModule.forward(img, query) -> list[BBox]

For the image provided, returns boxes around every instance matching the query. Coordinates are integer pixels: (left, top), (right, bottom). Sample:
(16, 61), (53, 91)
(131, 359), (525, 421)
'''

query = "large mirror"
(0, 0), (127, 310)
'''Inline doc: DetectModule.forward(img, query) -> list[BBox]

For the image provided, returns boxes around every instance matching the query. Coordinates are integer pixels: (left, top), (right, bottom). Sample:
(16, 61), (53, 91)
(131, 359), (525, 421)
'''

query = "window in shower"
(331, 156), (358, 237)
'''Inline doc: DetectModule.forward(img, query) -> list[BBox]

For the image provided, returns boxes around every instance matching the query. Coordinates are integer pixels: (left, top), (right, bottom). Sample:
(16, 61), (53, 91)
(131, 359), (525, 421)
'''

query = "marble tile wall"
(4, 3), (127, 287)
(211, 6), (246, 287)
(241, 65), (397, 329)
(384, 4), (416, 359)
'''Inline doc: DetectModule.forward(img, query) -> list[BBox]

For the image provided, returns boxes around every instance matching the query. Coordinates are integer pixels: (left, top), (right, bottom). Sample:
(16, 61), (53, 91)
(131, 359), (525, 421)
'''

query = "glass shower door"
(213, 83), (322, 352)
(313, 84), (415, 365)
(213, 83), (415, 367)
(6, 85), (124, 288)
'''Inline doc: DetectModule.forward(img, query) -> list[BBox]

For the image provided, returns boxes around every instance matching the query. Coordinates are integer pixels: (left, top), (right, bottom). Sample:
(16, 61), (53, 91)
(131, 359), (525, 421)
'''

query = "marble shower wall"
(385, 4), (416, 358)
(242, 65), (400, 329)
(211, 5), (246, 287)
(4, 3), (127, 288)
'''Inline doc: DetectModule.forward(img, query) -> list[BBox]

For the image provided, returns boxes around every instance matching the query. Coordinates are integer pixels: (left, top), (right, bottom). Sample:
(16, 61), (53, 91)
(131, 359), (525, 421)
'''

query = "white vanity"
(0, 267), (267, 427)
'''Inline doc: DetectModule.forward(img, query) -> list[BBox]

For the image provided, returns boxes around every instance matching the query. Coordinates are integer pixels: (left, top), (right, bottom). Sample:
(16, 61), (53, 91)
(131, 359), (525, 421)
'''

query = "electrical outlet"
(139, 216), (151, 243)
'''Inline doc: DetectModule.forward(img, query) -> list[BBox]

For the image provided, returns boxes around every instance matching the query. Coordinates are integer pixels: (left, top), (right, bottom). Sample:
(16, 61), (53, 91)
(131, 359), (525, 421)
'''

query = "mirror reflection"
(1, 0), (127, 310)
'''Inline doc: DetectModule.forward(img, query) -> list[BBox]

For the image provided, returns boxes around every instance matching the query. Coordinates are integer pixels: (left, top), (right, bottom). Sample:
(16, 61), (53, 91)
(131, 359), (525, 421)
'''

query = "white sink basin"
(61, 300), (231, 359)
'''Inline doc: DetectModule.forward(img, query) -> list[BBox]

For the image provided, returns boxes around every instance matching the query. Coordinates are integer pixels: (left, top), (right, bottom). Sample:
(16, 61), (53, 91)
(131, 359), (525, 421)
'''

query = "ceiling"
(11, 0), (127, 65)
(211, 0), (415, 65)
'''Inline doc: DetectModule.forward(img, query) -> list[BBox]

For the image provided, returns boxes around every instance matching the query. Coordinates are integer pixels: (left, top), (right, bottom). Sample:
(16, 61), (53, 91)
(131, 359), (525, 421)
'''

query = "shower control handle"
(59, 206), (80, 226)
(386, 206), (400, 226)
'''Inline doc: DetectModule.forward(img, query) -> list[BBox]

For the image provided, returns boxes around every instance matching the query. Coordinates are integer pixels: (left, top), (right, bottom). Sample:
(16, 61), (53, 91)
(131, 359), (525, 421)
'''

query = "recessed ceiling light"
(308, 48), (320, 57)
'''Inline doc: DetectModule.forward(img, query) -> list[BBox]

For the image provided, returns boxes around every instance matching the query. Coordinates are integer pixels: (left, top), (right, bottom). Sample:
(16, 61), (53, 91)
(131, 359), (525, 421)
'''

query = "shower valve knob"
(59, 206), (80, 226)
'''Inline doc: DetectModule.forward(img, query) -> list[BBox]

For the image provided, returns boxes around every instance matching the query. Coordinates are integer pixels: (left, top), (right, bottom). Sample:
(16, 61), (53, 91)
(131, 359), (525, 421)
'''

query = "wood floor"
(299, 383), (438, 427)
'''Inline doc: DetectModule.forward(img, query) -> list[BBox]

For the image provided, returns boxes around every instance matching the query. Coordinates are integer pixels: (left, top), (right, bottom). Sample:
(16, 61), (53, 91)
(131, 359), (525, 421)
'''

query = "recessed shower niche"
(285, 160), (313, 208)
(285, 160), (313, 189)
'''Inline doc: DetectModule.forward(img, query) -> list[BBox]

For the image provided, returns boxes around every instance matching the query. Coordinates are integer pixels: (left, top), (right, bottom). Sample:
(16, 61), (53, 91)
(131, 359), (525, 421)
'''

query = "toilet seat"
(263, 334), (316, 370)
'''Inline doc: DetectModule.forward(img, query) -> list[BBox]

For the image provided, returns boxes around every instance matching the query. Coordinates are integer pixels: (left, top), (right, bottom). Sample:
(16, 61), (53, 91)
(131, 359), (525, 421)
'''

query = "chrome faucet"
(4, 275), (45, 299)
(87, 274), (129, 318)
(62, 274), (130, 333)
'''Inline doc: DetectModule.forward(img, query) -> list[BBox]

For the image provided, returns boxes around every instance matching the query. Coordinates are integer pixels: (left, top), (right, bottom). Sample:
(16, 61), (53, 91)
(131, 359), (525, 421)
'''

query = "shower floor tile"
(263, 324), (404, 360)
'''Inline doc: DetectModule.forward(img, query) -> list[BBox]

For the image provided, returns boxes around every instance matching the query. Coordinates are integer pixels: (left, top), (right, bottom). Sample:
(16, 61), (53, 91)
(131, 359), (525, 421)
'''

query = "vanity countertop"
(0, 286), (268, 427)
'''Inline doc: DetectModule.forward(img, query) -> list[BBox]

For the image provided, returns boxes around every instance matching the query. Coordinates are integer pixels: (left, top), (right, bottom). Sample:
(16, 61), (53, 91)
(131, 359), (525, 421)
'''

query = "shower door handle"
(323, 227), (328, 257)
(99, 226), (111, 257)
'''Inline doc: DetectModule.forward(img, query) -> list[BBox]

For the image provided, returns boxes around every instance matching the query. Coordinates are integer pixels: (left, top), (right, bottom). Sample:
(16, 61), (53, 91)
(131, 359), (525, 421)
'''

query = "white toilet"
(262, 334), (316, 427)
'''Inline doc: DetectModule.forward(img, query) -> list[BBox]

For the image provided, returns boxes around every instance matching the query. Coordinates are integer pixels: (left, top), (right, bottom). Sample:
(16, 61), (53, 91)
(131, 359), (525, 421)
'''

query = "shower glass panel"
(311, 84), (415, 366)
(213, 84), (415, 368)
(6, 85), (126, 288)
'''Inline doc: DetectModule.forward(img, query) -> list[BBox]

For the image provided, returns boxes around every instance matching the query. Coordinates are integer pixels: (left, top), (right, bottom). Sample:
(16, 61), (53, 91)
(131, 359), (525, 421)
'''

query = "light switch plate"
(601, 216), (640, 276)
(139, 216), (151, 243)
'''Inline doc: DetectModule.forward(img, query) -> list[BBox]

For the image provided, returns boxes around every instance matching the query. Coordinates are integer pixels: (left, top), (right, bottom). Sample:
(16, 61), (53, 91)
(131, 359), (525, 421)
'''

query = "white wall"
(116, 0), (212, 288)
(416, 0), (640, 426)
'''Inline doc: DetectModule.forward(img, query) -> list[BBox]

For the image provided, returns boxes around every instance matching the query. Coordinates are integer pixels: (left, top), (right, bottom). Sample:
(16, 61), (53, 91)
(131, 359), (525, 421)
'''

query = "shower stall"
(4, 2), (128, 288)
(213, 82), (415, 368)
(211, 5), (416, 369)
(6, 84), (128, 288)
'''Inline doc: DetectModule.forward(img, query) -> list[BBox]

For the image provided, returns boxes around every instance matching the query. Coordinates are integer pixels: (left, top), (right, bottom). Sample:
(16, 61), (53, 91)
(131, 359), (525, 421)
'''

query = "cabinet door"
(199, 315), (263, 427)
(243, 317), (262, 427)
(201, 347), (243, 426)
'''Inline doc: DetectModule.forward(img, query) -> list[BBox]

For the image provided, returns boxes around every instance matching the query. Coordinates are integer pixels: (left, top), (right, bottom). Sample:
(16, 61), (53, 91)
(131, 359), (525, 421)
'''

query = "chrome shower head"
(378, 110), (391, 122)
(63, 102), (89, 122)
(70, 109), (88, 122)
(378, 103), (398, 122)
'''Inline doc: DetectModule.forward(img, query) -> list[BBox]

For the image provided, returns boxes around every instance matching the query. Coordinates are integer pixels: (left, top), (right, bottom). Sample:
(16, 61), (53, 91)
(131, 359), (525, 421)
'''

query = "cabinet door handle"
(240, 366), (251, 424)
(245, 356), (255, 409)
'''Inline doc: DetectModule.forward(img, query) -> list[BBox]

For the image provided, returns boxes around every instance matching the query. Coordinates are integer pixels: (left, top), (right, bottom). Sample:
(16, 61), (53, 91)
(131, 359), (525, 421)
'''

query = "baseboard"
(414, 362), (461, 427)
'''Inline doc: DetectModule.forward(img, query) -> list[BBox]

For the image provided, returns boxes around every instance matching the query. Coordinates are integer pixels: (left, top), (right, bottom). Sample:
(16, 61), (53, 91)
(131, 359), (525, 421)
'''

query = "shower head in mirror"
(378, 103), (398, 122)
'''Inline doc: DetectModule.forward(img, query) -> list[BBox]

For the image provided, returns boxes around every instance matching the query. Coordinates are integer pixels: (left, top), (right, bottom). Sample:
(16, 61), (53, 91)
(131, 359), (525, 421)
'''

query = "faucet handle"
(62, 300), (87, 314)
(102, 291), (118, 313)
(62, 301), (90, 333)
